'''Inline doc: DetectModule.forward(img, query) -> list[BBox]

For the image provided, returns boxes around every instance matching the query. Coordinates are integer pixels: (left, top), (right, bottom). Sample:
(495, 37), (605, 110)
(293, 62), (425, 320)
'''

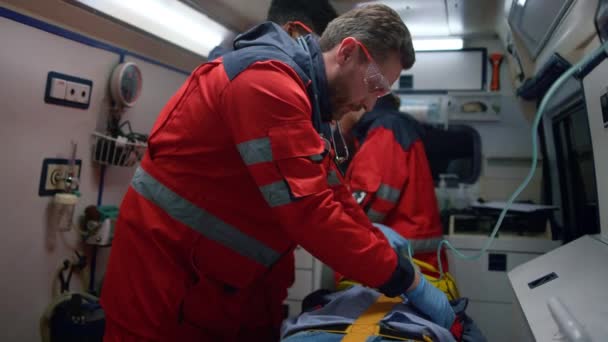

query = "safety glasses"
(354, 40), (392, 98)
(290, 21), (313, 34)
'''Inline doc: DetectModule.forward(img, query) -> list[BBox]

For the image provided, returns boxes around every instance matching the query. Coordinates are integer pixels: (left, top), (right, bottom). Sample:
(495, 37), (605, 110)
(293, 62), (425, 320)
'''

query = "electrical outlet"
(66, 81), (90, 104)
(44, 72), (93, 109)
(39, 158), (82, 196)
(75, 83), (91, 104)
(65, 82), (78, 102)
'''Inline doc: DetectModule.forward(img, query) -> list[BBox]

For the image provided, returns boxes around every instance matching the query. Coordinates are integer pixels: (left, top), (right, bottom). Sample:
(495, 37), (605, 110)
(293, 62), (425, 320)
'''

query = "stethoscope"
(296, 36), (350, 165)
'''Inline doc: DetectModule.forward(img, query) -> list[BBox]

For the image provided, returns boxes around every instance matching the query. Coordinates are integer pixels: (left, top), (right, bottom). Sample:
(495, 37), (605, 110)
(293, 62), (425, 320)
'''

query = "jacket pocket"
(181, 273), (251, 337)
(268, 121), (330, 198)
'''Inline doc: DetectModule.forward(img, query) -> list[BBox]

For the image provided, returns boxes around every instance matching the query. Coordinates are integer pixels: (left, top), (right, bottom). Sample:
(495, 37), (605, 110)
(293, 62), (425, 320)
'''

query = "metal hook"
(64, 141), (80, 193)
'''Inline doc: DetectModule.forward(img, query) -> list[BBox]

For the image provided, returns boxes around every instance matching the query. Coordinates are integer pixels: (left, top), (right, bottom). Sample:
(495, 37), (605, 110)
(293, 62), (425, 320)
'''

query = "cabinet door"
(508, 0), (574, 59)
(448, 250), (542, 302)
(465, 301), (533, 342)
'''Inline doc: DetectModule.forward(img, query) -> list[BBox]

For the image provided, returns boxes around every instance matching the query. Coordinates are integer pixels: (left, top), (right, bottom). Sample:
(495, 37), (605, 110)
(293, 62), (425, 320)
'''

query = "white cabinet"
(446, 234), (560, 342)
(508, 236), (608, 342)
(508, 0), (574, 59)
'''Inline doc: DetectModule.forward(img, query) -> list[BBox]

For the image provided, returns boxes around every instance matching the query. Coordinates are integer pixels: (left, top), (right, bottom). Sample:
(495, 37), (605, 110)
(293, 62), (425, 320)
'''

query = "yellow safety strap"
(339, 294), (432, 342)
(331, 257), (460, 341)
(411, 259), (460, 301)
(341, 294), (401, 342)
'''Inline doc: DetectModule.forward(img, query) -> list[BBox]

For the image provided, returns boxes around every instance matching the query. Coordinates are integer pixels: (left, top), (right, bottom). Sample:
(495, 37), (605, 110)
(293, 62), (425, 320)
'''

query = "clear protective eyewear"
(290, 20), (313, 34)
(355, 40), (392, 98)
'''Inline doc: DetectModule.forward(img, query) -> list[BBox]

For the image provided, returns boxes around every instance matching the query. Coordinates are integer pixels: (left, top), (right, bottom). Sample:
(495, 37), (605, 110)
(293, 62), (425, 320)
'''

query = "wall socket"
(39, 158), (82, 196)
(65, 81), (91, 104)
(44, 71), (93, 109)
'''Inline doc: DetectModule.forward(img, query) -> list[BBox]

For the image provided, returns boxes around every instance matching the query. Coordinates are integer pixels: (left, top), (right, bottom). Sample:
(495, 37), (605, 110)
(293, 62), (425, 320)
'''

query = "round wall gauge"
(110, 62), (142, 107)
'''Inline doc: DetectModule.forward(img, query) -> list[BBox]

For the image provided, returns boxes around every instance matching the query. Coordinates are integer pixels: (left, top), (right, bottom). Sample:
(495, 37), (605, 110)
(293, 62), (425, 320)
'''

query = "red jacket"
(346, 99), (447, 272)
(101, 23), (412, 341)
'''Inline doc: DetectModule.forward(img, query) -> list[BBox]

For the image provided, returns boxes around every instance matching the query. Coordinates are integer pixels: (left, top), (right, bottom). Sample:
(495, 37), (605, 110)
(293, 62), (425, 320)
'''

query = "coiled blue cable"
(407, 41), (608, 277)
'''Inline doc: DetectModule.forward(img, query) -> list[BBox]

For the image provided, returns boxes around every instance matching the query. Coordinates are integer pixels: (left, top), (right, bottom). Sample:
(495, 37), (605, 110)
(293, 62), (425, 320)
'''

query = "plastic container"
(452, 183), (469, 210)
(86, 205), (119, 246)
(437, 174), (460, 211)
(436, 175), (450, 211)
(52, 193), (78, 231)
(98, 205), (119, 221)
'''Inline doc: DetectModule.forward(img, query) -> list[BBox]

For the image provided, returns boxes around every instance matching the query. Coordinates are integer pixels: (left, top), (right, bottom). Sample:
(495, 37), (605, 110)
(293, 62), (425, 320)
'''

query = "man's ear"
(336, 37), (359, 66)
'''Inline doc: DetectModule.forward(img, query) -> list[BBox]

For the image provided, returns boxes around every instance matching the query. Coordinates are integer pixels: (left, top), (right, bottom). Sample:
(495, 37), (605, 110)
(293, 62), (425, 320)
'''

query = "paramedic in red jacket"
(101, 5), (454, 341)
(341, 93), (448, 272)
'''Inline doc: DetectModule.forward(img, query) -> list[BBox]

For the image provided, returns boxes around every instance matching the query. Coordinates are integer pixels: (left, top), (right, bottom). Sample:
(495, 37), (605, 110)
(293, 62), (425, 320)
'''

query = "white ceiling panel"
(184, 0), (503, 38)
(182, 0), (270, 32)
(367, 0), (451, 37)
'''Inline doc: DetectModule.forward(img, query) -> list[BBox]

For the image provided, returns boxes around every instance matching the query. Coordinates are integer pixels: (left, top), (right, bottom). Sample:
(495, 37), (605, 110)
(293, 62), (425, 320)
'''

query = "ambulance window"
(421, 124), (481, 186)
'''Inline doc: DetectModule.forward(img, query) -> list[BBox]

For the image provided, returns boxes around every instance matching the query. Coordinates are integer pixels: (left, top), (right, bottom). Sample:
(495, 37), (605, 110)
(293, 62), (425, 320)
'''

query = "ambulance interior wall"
(463, 37), (542, 204)
(0, 7), (189, 341)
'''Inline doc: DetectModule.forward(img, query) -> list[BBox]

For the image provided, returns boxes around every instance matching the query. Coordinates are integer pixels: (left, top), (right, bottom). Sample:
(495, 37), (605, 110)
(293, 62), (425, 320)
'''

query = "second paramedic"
(341, 93), (448, 271)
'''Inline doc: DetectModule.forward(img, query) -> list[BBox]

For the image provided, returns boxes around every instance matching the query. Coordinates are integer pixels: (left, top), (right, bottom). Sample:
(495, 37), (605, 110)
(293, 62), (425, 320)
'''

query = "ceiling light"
(412, 38), (464, 51)
(73, 0), (232, 57)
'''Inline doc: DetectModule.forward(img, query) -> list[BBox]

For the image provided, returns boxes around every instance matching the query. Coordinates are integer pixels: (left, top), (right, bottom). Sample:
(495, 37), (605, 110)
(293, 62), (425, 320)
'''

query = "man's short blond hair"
(319, 4), (415, 69)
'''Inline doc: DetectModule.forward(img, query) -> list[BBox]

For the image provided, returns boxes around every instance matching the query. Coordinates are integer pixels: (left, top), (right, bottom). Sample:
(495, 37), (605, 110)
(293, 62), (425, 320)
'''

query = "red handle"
(489, 53), (503, 92)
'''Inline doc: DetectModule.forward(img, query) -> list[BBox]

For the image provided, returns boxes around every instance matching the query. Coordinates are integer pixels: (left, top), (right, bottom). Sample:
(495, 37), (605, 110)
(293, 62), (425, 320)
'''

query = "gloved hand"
(372, 223), (419, 297)
(373, 223), (409, 257)
(406, 275), (456, 330)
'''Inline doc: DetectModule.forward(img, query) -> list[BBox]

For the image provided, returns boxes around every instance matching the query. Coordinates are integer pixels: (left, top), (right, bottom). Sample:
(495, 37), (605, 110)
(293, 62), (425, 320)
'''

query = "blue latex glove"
(372, 223), (409, 257)
(406, 275), (456, 329)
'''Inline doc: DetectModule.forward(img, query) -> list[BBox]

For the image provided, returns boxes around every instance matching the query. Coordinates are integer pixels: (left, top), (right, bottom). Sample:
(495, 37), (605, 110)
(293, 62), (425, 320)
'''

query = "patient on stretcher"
(281, 285), (486, 342)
